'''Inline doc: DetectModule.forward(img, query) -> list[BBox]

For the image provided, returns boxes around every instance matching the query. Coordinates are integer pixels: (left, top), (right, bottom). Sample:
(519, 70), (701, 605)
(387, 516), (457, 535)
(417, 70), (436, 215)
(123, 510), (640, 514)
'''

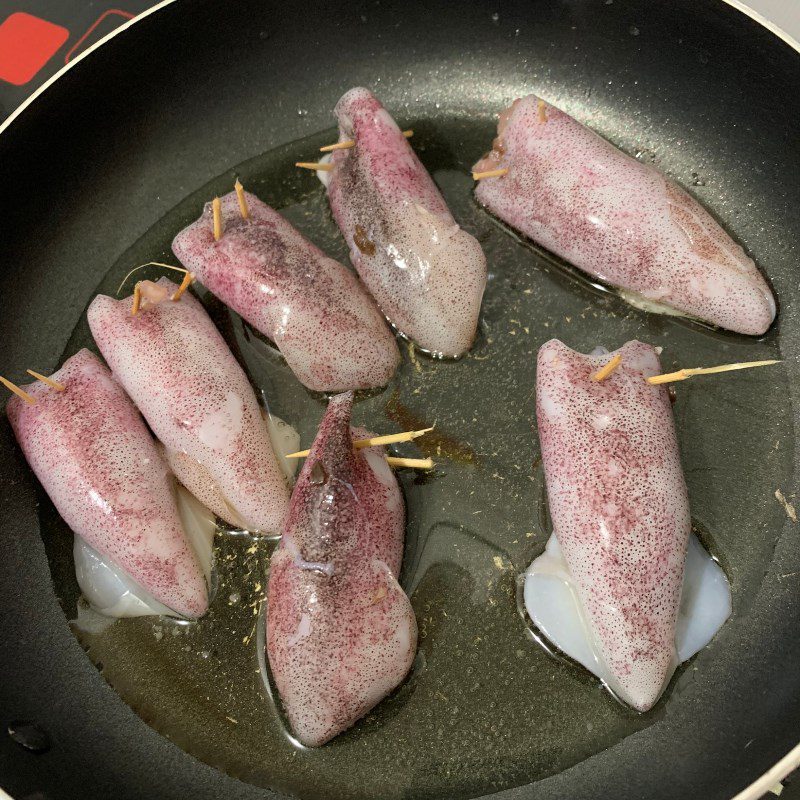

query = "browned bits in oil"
(354, 225), (376, 256)
(385, 392), (478, 465)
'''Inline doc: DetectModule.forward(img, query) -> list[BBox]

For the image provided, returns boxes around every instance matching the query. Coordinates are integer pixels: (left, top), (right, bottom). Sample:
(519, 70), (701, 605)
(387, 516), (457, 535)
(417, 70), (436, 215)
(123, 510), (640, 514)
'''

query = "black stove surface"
(0, 0), (156, 122)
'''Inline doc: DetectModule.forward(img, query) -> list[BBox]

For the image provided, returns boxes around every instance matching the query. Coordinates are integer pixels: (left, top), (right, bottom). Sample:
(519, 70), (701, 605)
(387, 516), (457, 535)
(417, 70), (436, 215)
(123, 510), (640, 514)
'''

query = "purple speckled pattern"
(6, 350), (208, 619)
(87, 279), (290, 534)
(171, 190), (400, 392)
(325, 87), (487, 356)
(474, 96), (776, 335)
(266, 393), (417, 746)
(536, 339), (690, 711)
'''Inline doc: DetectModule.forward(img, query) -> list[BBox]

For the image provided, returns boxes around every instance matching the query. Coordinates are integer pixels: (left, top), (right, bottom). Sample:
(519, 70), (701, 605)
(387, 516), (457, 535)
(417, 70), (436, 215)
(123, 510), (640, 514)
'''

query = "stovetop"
(0, 0), (156, 122)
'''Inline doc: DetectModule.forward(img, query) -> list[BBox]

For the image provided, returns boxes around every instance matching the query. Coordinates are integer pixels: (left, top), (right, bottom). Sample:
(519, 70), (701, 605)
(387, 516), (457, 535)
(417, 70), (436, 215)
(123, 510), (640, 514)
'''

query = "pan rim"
(732, 742), (800, 800)
(722, 0), (800, 52)
(0, 1), (797, 799)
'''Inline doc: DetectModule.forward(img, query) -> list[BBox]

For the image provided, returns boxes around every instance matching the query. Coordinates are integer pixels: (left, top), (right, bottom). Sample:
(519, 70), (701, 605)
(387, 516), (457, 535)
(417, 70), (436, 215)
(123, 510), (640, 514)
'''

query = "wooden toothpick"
(171, 270), (194, 301)
(131, 283), (142, 316)
(234, 179), (249, 220)
(26, 370), (65, 392)
(473, 167), (509, 180)
(212, 197), (223, 241)
(116, 262), (191, 296)
(296, 161), (334, 172)
(356, 426), (434, 450)
(320, 129), (414, 152)
(385, 456), (434, 470)
(646, 359), (780, 385)
(537, 99), (548, 123)
(592, 355), (622, 382)
(286, 427), (434, 459)
(0, 376), (36, 405)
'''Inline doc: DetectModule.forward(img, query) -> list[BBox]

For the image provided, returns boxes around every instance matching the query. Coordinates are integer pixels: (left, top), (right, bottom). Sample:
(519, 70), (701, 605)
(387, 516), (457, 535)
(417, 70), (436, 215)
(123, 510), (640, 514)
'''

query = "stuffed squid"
(6, 349), (209, 619)
(88, 279), (292, 534)
(172, 190), (400, 392)
(319, 87), (488, 357)
(524, 339), (731, 711)
(473, 96), (776, 335)
(266, 392), (417, 745)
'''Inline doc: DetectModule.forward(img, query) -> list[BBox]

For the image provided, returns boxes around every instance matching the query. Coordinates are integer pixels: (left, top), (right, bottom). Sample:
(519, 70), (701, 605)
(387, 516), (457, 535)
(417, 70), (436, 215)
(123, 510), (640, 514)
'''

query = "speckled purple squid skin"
(325, 87), (488, 357)
(6, 350), (208, 619)
(536, 339), (691, 711)
(87, 279), (290, 534)
(171, 190), (400, 392)
(474, 96), (776, 335)
(266, 393), (417, 746)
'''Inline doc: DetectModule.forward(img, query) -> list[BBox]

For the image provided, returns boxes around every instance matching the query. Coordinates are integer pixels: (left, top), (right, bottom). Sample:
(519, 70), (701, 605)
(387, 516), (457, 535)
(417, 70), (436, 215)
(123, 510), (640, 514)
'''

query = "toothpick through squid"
(473, 167), (509, 181)
(0, 376), (36, 405)
(131, 283), (142, 316)
(592, 354), (622, 382)
(296, 162), (334, 172)
(26, 370), (65, 392)
(286, 427), (435, 458)
(234, 179), (250, 220)
(320, 129), (414, 152)
(212, 197), (223, 241)
(171, 270), (194, 301)
(537, 99), (548, 123)
(647, 359), (780, 385)
(385, 457), (433, 470)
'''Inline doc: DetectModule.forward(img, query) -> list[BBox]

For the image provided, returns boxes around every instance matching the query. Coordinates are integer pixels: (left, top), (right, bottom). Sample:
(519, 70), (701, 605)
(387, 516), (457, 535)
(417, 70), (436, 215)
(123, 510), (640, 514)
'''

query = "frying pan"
(0, 0), (799, 798)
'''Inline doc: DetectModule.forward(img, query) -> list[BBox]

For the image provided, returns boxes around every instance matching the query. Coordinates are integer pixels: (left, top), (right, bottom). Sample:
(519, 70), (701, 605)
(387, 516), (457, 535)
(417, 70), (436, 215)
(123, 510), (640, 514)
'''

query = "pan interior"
(41, 114), (791, 800)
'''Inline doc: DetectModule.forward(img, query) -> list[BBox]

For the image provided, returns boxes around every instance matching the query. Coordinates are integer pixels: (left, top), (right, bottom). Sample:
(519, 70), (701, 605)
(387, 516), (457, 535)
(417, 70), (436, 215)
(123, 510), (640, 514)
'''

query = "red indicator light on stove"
(0, 12), (69, 86)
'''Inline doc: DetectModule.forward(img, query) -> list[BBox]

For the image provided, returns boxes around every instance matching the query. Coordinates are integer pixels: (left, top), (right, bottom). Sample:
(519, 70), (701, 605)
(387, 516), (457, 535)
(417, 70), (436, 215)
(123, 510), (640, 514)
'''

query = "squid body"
(525, 340), (730, 711)
(320, 87), (488, 357)
(266, 392), (417, 746)
(474, 96), (776, 335)
(88, 278), (292, 535)
(172, 190), (400, 392)
(6, 349), (209, 619)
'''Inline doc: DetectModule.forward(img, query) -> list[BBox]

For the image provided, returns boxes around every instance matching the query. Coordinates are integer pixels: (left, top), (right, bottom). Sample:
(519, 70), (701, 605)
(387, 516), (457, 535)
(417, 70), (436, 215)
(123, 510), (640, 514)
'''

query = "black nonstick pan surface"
(0, 1), (798, 798)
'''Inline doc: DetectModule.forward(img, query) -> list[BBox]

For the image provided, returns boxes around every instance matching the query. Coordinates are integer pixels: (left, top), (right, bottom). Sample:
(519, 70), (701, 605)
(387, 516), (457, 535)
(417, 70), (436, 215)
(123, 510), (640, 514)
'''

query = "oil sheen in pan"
(38, 115), (791, 800)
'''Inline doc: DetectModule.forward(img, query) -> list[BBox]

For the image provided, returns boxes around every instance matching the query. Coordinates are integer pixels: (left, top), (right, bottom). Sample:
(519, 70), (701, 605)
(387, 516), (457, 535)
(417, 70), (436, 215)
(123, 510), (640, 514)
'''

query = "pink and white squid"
(524, 340), (731, 711)
(318, 87), (488, 357)
(474, 96), (776, 335)
(6, 349), (211, 619)
(172, 190), (400, 392)
(88, 278), (296, 536)
(266, 392), (417, 746)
